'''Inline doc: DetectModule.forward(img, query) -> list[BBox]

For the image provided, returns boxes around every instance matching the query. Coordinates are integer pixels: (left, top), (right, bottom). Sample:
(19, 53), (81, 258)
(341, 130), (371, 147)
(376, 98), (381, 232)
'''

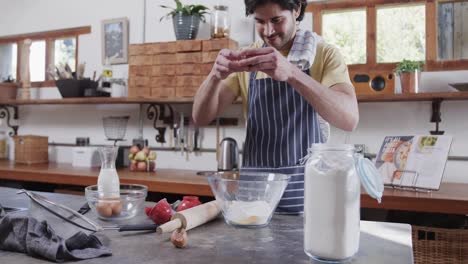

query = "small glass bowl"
(208, 172), (289, 228)
(85, 184), (147, 220)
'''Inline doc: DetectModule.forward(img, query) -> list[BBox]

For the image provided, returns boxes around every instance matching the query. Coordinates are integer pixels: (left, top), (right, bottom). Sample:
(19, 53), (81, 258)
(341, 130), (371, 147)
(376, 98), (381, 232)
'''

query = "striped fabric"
(242, 65), (324, 214)
(240, 166), (305, 214)
(287, 29), (323, 71)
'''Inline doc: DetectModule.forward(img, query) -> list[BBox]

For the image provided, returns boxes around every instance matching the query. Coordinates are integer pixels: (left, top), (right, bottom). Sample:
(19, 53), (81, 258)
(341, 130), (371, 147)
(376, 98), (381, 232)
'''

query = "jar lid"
(213, 5), (228, 11)
(356, 157), (384, 203)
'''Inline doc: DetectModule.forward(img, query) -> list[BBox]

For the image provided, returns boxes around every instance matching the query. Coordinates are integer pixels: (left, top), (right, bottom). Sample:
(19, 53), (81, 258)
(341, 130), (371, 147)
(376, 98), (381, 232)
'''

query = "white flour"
(225, 201), (272, 225)
(97, 168), (120, 198)
(304, 162), (360, 260)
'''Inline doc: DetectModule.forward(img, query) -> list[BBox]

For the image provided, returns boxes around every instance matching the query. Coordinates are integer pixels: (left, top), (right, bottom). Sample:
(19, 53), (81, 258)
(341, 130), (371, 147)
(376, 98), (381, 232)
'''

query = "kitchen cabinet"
(0, 187), (414, 264)
(128, 39), (238, 98)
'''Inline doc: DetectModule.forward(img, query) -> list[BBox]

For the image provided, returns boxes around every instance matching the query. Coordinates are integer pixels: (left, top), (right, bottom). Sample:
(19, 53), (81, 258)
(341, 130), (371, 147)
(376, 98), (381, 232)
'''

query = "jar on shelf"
(211, 5), (230, 39)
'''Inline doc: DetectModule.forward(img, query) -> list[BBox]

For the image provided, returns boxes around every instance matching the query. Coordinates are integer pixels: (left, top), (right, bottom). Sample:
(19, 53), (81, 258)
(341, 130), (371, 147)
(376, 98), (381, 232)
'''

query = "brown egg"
(96, 202), (112, 218)
(111, 201), (122, 216)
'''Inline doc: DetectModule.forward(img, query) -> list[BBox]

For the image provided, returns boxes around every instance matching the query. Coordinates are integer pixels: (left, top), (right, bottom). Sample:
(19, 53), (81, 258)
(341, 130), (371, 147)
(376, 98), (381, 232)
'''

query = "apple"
(148, 152), (157, 161)
(145, 198), (173, 224)
(134, 150), (147, 161)
(137, 161), (147, 171)
(130, 160), (137, 171)
(129, 145), (140, 155)
(143, 147), (151, 156)
(148, 161), (155, 171)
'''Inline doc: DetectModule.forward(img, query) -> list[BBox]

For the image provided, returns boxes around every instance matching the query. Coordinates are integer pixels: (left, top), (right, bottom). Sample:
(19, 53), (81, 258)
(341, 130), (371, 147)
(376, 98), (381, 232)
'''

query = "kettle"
(218, 137), (239, 171)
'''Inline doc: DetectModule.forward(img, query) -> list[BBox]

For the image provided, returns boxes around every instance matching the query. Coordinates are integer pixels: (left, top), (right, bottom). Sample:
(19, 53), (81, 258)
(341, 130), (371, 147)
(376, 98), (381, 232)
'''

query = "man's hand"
(238, 47), (294, 82)
(211, 49), (248, 80)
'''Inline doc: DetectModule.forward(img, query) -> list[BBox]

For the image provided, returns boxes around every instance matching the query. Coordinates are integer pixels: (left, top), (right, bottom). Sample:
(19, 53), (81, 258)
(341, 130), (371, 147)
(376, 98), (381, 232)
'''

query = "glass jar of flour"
(303, 144), (383, 262)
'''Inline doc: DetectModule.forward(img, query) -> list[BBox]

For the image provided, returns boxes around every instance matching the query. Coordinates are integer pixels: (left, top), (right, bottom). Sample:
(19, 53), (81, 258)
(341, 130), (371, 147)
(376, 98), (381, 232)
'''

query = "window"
(322, 9), (367, 65)
(0, 43), (17, 81)
(307, 0), (468, 72)
(30, 40), (46, 82)
(54, 37), (77, 72)
(376, 4), (425, 63)
(0, 26), (90, 87)
(438, 1), (468, 60)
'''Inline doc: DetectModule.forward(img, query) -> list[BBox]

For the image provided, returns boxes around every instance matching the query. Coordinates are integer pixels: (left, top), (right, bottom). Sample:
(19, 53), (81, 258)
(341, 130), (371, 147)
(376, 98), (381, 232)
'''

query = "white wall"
(0, 0), (467, 184)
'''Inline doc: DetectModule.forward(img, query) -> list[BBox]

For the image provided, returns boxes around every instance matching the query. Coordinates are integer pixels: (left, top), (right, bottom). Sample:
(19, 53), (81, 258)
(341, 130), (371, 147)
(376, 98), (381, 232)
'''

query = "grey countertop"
(0, 187), (413, 263)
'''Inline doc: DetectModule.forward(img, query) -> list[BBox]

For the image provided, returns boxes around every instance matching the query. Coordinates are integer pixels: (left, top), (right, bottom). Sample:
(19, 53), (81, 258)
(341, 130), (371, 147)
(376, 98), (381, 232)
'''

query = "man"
(193, 0), (359, 214)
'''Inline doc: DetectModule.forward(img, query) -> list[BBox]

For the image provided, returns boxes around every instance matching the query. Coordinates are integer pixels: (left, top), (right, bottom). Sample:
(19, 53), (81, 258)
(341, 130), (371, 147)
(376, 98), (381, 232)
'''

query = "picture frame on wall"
(101, 17), (129, 65)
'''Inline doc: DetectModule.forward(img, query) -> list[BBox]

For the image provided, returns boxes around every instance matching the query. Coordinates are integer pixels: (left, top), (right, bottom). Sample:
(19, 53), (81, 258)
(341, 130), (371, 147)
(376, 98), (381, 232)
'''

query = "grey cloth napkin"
(0, 214), (112, 262)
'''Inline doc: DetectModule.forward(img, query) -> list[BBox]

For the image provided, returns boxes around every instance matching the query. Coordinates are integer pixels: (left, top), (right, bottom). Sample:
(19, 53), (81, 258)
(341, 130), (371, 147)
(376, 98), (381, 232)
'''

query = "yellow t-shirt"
(223, 40), (352, 115)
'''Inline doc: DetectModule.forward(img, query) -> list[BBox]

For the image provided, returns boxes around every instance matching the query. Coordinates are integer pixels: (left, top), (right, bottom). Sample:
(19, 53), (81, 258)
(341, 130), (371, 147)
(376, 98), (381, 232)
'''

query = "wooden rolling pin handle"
(157, 218), (182, 234)
(156, 201), (221, 234)
(174, 200), (220, 231)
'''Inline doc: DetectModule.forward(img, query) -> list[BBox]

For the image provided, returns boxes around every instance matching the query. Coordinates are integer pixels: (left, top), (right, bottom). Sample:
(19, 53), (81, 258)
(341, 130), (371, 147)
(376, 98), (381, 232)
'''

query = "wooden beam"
(312, 8), (322, 35)
(0, 26), (91, 43)
(426, 0), (437, 62)
(307, 0), (426, 11)
(367, 5), (377, 67)
(425, 59), (468, 71)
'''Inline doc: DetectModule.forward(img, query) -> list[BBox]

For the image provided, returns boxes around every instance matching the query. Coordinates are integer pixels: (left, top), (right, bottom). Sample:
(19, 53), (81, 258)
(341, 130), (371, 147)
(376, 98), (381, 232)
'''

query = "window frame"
(0, 26), (91, 87)
(306, 0), (468, 72)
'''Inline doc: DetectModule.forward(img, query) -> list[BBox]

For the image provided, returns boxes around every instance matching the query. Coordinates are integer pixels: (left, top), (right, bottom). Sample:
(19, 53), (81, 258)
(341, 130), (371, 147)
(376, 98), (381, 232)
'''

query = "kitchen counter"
(0, 187), (413, 264)
(0, 160), (211, 196)
(0, 160), (467, 214)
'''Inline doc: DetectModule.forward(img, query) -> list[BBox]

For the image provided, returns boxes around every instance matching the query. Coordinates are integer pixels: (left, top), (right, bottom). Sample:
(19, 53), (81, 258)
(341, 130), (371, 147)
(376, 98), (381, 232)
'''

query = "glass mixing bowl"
(208, 171), (289, 228)
(85, 184), (147, 220)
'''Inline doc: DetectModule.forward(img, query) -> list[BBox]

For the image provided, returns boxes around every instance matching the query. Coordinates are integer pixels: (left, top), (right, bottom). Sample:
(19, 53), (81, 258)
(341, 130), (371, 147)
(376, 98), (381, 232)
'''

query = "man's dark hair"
(245, 0), (308, 21)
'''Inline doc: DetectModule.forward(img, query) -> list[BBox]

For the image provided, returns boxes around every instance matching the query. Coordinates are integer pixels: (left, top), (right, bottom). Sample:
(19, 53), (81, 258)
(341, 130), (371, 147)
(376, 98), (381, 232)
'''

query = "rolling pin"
(157, 200), (220, 234)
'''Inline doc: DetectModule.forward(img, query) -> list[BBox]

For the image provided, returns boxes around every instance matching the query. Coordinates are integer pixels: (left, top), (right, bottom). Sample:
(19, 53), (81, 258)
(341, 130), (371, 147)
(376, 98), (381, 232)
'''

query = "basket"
(412, 225), (468, 264)
(14, 135), (48, 164)
(0, 83), (18, 99)
(102, 116), (129, 141)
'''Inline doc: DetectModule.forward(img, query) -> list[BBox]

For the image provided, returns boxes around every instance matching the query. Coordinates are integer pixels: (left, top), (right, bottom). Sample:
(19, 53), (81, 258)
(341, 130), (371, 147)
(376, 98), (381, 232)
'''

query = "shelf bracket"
(146, 103), (174, 143)
(430, 99), (444, 135)
(0, 105), (18, 136)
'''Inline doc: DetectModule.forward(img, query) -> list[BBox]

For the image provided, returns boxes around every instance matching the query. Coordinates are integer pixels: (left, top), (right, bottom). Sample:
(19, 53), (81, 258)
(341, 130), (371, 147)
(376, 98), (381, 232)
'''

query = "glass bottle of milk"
(304, 144), (361, 262)
(97, 146), (120, 199)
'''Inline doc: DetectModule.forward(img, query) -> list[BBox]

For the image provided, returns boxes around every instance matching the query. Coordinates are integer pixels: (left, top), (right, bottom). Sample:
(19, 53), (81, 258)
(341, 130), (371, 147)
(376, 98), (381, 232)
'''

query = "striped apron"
(241, 67), (324, 214)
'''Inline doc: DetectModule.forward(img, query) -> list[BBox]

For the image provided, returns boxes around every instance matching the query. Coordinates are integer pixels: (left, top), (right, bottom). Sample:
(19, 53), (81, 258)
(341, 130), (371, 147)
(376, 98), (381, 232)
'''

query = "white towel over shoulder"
(287, 30), (323, 71)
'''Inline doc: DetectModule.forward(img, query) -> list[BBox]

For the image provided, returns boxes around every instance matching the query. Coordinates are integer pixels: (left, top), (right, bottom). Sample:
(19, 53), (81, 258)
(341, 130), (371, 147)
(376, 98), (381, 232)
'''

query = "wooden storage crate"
(128, 39), (238, 99)
(412, 225), (468, 264)
(14, 135), (48, 164)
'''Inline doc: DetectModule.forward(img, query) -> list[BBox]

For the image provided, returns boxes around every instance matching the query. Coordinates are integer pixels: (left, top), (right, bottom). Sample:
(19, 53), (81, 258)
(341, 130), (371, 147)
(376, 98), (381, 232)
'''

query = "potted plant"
(160, 0), (209, 40)
(394, 59), (424, 93)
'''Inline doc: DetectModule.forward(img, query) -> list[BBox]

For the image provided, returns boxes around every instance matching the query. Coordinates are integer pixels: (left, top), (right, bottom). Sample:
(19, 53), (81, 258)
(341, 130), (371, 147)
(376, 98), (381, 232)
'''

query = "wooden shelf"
(0, 91), (467, 105)
(0, 97), (195, 105)
(357, 91), (468, 102)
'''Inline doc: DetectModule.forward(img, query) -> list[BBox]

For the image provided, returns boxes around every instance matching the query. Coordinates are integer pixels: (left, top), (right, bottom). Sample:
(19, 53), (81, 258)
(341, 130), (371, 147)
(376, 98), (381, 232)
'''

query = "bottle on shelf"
(0, 131), (8, 159)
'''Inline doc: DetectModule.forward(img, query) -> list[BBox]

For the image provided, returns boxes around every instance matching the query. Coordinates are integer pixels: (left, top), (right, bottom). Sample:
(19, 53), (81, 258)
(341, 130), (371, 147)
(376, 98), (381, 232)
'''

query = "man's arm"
(237, 47), (359, 131)
(192, 49), (247, 126)
(287, 71), (359, 131)
(192, 73), (237, 126)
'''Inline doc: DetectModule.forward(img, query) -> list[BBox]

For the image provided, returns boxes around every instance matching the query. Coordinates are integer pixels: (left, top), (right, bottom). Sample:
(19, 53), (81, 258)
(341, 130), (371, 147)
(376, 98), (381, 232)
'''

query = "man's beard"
(261, 27), (296, 51)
